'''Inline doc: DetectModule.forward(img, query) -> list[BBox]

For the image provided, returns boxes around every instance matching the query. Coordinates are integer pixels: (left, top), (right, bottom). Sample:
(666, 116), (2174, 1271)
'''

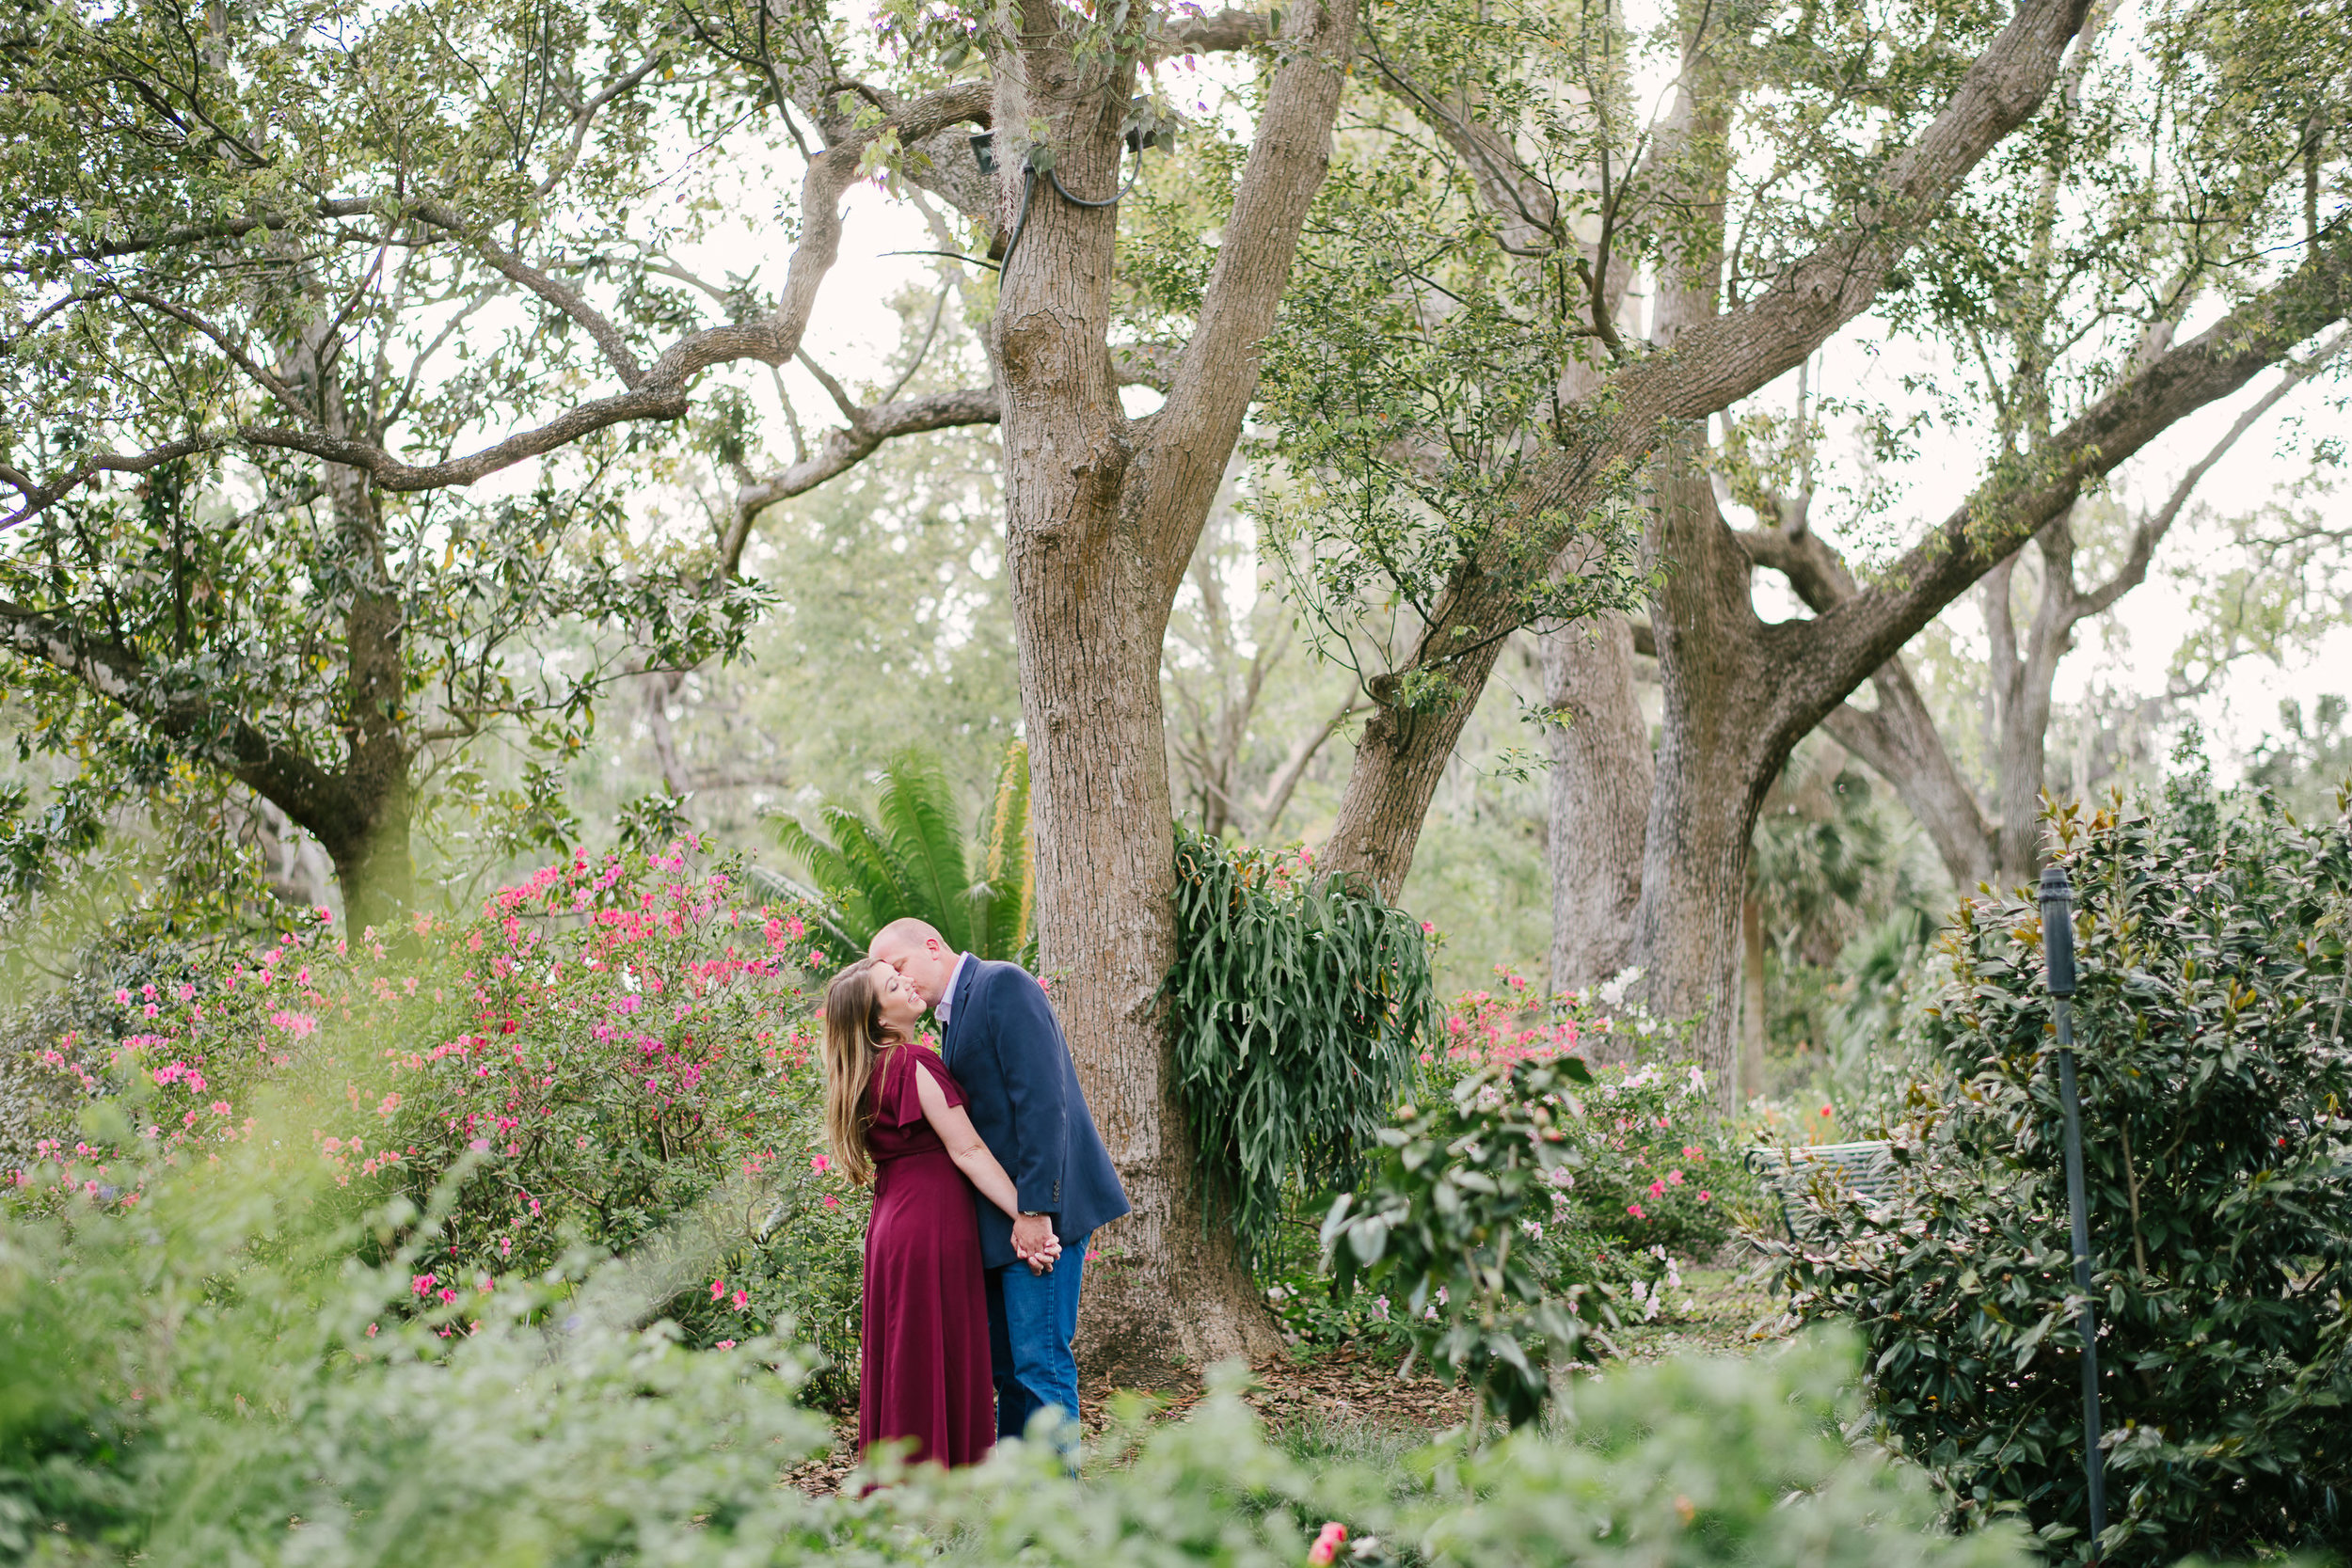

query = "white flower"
(1597, 967), (1642, 1007)
(1519, 1219), (1544, 1241)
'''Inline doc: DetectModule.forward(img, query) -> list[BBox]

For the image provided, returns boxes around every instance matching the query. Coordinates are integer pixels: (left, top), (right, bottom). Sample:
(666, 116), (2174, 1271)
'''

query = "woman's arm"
(913, 1057), (1061, 1270)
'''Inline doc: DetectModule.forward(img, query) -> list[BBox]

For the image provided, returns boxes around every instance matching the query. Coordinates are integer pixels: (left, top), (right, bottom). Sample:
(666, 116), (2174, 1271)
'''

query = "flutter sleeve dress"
(857, 1043), (994, 1468)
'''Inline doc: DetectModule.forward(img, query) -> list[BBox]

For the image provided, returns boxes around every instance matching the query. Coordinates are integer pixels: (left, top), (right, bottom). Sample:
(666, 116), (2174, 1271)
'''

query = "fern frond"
(771, 815), (881, 948)
(878, 751), (971, 953)
(976, 740), (1033, 961)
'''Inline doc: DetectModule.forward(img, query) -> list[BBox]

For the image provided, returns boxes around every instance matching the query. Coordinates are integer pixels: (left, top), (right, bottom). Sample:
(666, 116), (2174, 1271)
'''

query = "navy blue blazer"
(940, 957), (1130, 1271)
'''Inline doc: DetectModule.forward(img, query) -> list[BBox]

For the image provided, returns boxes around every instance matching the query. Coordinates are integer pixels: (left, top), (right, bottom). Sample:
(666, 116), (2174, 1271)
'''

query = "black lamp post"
(2039, 863), (2107, 1560)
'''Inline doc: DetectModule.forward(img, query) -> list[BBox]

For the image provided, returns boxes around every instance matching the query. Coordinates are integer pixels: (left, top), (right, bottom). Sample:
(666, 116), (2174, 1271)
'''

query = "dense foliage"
(13, 845), (877, 1403)
(1165, 828), (1434, 1266)
(1253, 976), (1750, 1358)
(1, 1091), (2040, 1568)
(1783, 781), (2352, 1561)
(1323, 1053), (1616, 1429)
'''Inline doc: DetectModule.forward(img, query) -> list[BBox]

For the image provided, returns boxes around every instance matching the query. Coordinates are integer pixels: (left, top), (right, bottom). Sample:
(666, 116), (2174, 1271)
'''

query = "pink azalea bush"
(1424, 967), (1751, 1302)
(14, 843), (874, 1402)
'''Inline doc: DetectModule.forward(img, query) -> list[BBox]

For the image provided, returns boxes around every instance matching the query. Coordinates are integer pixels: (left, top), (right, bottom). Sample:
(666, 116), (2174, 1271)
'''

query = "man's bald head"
(869, 918), (959, 1007)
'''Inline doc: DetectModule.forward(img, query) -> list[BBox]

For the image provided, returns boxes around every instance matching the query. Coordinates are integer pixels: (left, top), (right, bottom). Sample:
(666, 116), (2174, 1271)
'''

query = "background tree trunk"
(1322, 638), (1510, 899)
(1541, 612), (1652, 996)
(1740, 892), (1766, 1100)
(1629, 438), (1776, 1091)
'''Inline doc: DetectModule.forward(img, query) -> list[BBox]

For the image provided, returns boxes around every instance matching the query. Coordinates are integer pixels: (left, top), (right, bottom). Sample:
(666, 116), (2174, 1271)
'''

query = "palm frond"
(878, 750), (972, 954)
(763, 746), (1034, 963)
(771, 815), (882, 949)
(822, 806), (926, 928)
(972, 740), (1033, 962)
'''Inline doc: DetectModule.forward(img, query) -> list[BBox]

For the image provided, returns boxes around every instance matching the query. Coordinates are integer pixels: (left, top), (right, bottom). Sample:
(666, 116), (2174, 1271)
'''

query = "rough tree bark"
(1740, 892), (1766, 1100)
(988, 0), (1359, 1376)
(1542, 612), (1653, 997)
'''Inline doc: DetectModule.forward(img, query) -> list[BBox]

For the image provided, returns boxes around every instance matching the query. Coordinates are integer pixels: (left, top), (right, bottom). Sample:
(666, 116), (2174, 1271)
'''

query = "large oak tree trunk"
(987, 0), (1354, 1378)
(1739, 893), (1766, 1100)
(1540, 612), (1652, 999)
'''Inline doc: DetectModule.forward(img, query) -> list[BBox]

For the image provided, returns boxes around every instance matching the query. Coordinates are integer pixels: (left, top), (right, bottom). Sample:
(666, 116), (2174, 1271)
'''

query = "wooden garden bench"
(1744, 1140), (1899, 1244)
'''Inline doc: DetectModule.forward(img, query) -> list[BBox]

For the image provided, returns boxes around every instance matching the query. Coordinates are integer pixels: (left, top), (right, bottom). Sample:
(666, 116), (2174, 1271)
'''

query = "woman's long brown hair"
(821, 961), (893, 1187)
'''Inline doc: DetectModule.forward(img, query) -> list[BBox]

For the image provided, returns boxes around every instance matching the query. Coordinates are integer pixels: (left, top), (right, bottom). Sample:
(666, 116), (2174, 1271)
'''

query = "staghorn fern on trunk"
(1164, 826), (1434, 1271)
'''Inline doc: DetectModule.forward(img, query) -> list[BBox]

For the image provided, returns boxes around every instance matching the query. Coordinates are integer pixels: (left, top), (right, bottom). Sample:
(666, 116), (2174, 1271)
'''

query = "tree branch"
(1137, 0), (1361, 597)
(0, 594), (352, 832)
(4, 83), (994, 530)
(409, 199), (645, 385)
(2074, 325), (2351, 620)
(714, 384), (1000, 575)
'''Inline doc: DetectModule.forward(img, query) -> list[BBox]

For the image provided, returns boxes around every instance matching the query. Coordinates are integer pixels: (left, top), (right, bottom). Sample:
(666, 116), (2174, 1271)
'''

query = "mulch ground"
(785, 1248), (1795, 1495)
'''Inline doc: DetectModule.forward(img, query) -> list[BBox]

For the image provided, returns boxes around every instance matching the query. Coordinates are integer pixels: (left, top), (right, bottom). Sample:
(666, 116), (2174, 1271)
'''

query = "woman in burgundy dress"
(821, 959), (1057, 1469)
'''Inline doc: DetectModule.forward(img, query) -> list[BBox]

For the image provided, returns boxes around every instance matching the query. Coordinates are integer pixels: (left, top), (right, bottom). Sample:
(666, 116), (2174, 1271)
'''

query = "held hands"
(1011, 1212), (1060, 1275)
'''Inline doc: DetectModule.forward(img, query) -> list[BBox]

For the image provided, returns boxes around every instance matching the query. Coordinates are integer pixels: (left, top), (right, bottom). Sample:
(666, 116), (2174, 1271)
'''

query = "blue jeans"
(986, 1227), (1089, 1448)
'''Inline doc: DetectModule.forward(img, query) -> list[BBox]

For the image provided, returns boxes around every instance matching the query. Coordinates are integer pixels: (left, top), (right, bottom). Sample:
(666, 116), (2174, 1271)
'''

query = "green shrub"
(12, 845), (873, 1405)
(1260, 976), (1753, 1360)
(1783, 784), (2352, 1561)
(3, 1111), (2038, 1568)
(1324, 1054), (1616, 1428)
(1425, 974), (1754, 1298)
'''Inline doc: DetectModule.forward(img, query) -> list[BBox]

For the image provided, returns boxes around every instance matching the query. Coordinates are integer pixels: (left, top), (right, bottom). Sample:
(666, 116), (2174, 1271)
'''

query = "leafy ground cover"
(776, 1256), (1796, 1497)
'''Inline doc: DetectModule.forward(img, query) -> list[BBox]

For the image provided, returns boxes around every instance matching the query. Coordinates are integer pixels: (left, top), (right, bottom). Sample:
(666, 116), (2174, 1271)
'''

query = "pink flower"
(1820, 1105), (1834, 1117)
(1666, 1170), (1684, 1186)
(1627, 1202), (1646, 1220)
(437, 1288), (458, 1305)
(1646, 1180), (1665, 1199)
(1309, 1522), (1348, 1565)
(810, 1153), (831, 1174)
(1420, 921), (1436, 935)
(115, 989), (132, 1006)
(716, 1338), (738, 1350)
(822, 1195), (841, 1210)
(411, 1273), (437, 1297)
(710, 1278), (727, 1301)
(731, 1290), (750, 1310)
(1696, 1190), (1711, 1204)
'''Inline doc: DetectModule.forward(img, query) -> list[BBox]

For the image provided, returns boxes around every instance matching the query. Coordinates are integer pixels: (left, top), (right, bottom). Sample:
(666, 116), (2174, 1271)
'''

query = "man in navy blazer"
(869, 918), (1129, 1446)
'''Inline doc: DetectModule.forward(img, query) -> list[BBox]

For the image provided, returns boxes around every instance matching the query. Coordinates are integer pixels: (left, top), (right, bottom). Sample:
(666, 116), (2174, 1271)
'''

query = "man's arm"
(986, 968), (1071, 1216)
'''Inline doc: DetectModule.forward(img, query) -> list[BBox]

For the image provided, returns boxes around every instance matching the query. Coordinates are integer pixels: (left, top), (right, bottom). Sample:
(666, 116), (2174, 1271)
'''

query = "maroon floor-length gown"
(857, 1043), (993, 1468)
